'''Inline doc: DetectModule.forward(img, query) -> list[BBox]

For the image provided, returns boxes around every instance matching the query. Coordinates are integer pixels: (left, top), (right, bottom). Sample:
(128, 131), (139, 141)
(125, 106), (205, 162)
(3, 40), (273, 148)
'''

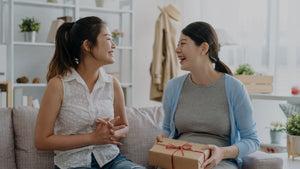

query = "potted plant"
(269, 121), (285, 144)
(19, 17), (40, 42)
(234, 63), (273, 93)
(286, 113), (300, 154)
(111, 29), (124, 46)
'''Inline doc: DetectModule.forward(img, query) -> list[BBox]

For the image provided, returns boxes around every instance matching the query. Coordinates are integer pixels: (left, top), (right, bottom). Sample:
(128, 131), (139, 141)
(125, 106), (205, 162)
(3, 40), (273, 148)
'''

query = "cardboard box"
(149, 138), (210, 169)
(234, 75), (273, 93)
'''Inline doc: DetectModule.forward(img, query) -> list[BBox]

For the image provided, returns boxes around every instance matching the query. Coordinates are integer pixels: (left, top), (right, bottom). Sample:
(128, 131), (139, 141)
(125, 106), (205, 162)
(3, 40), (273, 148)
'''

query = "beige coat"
(150, 6), (181, 102)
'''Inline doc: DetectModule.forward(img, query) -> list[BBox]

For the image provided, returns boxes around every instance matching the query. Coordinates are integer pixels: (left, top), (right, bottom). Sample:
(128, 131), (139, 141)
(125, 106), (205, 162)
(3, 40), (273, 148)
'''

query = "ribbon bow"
(157, 142), (206, 169)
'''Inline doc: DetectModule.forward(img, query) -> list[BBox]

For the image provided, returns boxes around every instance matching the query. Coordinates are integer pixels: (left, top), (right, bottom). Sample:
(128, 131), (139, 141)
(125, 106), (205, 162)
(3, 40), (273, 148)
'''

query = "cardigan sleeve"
(231, 80), (260, 158)
(162, 81), (172, 135)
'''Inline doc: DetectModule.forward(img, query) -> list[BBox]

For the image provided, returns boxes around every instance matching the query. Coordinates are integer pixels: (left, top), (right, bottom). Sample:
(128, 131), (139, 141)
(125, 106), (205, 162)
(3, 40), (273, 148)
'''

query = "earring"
(74, 57), (79, 64)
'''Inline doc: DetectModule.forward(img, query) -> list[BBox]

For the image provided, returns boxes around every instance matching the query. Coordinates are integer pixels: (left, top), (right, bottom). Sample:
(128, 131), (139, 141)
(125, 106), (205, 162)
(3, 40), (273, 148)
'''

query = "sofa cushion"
(120, 106), (164, 169)
(0, 108), (17, 169)
(13, 106), (54, 169)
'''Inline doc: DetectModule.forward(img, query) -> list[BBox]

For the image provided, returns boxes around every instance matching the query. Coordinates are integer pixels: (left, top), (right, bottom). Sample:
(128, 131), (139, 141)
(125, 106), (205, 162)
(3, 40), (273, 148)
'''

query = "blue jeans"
(55, 153), (145, 169)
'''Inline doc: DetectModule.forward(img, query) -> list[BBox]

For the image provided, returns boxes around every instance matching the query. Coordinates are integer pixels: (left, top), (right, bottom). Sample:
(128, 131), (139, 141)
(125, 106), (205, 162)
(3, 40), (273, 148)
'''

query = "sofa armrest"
(242, 151), (283, 169)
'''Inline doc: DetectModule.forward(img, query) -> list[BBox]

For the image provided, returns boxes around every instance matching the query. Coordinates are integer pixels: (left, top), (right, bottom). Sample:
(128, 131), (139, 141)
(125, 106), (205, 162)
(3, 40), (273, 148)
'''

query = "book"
(46, 19), (65, 43)
(32, 99), (40, 109)
(22, 96), (28, 106)
(14, 88), (23, 107)
(1, 91), (7, 108)
(27, 96), (33, 107)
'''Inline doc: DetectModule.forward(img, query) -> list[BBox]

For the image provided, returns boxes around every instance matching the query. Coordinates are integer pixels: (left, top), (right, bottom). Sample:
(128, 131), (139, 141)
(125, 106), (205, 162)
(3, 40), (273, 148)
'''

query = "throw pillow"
(0, 108), (17, 169)
(120, 106), (164, 169)
(13, 106), (54, 169)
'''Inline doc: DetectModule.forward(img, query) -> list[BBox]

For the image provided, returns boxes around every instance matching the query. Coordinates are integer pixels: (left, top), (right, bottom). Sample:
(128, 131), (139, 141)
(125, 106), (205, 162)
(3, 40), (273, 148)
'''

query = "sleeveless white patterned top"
(54, 68), (119, 169)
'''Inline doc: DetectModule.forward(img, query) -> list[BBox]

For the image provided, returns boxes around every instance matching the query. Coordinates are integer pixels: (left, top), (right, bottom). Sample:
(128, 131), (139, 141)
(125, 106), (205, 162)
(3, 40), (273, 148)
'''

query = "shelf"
(116, 46), (133, 50)
(3, 0), (134, 106)
(79, 6), (132, 14)
(14, 41), (55, 47)
(14, 83), (47, 88)
(12, 0), (75, 8)
(121, 83), (132, 88)
(13, 83), (131, 88)
(250, 93), (300, 104)
(14, 42), (132, 49)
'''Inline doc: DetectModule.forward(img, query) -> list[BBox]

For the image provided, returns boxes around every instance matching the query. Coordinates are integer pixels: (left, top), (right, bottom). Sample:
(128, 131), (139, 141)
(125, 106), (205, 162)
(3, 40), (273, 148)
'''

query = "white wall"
(6, 0), (287, 144)
(133, 0), (162, 107)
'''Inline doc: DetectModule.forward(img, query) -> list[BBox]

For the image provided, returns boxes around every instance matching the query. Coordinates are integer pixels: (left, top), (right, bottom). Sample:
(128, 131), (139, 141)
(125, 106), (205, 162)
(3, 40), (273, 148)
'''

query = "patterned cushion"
(279, 103), (300, 118)
(13, 106), (54, 169)
(0, 108), (17, 169)
(120, 106), (164, 169)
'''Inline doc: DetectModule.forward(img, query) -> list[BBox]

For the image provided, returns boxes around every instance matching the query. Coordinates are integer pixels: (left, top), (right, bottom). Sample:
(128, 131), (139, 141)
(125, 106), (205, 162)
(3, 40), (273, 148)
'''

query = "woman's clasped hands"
(91, 116), (126, 146)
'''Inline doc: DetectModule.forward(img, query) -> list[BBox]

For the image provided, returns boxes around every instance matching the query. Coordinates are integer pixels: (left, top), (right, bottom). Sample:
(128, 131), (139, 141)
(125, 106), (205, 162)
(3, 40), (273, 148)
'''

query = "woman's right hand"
(155, 132), (169, 144)
(90, 117), (123, 146)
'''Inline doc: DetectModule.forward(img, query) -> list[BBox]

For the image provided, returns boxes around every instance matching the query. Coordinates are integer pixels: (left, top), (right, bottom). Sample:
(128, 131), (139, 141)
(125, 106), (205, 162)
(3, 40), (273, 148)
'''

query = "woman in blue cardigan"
(155, 22), (259, 169)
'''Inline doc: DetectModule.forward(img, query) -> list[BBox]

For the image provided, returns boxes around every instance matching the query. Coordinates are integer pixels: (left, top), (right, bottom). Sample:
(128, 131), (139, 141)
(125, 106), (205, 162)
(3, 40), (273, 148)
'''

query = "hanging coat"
(150, 5), (181, 102)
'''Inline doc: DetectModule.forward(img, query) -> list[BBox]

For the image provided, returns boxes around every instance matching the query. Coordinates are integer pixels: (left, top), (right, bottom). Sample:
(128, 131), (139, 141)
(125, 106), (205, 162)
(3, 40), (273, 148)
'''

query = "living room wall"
(6, 0), (290, 145)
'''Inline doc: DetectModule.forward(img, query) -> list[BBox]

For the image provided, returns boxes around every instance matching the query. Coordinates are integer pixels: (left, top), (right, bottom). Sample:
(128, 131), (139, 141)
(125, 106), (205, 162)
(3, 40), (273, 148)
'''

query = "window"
(199, 0), (300, 94)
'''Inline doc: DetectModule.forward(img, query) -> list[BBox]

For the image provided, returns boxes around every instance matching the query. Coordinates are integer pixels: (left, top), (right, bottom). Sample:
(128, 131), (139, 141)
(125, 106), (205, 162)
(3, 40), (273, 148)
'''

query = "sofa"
(0, 106), (283, 169)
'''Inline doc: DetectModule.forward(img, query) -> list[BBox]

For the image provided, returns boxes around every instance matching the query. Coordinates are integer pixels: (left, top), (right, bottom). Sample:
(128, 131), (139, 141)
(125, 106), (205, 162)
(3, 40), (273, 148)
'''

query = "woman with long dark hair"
(34, 16), (144, 169)
(156, 21), (259, 169)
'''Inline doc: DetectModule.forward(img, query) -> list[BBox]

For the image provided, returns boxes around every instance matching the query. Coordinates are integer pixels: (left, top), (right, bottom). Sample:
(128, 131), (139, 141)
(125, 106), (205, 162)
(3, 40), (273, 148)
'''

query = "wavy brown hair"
(46, 16), (106, 82)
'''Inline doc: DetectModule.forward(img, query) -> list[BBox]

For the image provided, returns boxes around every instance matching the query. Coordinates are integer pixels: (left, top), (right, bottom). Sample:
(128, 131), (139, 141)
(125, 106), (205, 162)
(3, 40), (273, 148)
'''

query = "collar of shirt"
(62, 67), (113, 92)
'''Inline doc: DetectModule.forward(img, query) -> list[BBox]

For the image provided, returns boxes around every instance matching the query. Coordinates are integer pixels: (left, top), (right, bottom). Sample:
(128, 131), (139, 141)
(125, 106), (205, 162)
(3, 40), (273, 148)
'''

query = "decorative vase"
(95, 0), (105, 7)
(113, 37), (121, 46)
(24, 31), (36, 43)
(270, 131), (282, 144)
(288, 135), (300, 154)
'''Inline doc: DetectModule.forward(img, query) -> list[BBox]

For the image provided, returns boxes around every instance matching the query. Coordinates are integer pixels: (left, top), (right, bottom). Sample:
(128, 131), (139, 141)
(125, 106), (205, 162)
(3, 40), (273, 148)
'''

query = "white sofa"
(0, 106), (283, 169)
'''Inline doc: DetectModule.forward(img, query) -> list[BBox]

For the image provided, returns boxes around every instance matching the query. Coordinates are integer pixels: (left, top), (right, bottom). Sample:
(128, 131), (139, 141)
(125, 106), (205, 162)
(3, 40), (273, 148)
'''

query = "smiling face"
(89, 25), (116, 65)
(176, 34), (203, 71)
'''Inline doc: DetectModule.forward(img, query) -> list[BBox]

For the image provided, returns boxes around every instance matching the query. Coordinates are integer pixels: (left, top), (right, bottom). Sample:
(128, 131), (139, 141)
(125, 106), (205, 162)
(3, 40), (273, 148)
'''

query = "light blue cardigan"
(162, 73), (259, 168)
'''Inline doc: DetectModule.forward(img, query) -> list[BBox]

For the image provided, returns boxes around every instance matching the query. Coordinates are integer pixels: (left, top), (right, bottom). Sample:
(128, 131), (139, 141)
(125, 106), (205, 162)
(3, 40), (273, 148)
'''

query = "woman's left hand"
(201, 144), (224, 169)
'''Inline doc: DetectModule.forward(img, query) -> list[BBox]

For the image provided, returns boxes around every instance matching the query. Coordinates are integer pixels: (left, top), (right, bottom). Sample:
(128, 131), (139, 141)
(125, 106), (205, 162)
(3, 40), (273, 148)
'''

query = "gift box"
(149, 138), (210, 169)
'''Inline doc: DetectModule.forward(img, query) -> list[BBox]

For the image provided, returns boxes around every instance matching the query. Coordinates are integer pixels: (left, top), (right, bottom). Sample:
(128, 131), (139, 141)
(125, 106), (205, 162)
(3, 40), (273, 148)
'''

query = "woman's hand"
(155, 132), (169, 144)
(92, 116), (124, 145)
(201, 145), (224, 169)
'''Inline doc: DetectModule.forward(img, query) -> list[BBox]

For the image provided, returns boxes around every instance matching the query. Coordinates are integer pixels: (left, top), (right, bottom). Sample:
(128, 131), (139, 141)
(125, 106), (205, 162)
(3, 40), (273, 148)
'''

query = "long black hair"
(47, 16), (106, 82)
(182, 21), (233, 75)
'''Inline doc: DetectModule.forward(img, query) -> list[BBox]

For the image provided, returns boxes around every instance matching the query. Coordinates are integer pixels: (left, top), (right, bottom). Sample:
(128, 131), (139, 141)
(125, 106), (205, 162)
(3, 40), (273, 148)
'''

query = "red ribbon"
(157, 142), (206, 169)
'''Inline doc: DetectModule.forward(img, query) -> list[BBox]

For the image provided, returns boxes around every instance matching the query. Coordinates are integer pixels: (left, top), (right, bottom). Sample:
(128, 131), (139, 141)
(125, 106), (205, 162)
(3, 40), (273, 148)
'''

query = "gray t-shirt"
(175, 74), (230, 147)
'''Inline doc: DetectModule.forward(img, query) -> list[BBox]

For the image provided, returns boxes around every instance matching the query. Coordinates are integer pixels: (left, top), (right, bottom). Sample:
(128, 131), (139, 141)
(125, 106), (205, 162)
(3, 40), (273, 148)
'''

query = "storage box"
(149, 138), (210, 169)
(234, 75), (273, 94)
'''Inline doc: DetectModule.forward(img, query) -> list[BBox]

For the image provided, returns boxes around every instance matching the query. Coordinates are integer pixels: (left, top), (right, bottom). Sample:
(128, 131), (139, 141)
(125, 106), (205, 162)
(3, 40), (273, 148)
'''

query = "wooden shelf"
(250, 93), (300, 104)
(14, 41), (55, 47)
(14, 83), (47, 88)
(13, 0), (75, 8)
(79, 6), (133, 14)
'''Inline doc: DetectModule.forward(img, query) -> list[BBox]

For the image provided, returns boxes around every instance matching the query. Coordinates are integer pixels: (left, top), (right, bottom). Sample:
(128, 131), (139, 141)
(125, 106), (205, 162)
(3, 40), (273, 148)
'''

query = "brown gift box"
(149, 138), (210, 169)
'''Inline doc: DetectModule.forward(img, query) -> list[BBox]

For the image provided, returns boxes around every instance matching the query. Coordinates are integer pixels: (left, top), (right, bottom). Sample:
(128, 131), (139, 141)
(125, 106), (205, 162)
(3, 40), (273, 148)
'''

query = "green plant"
(19, 17), (40, 32)
(269, 121), (285, 132)
(111, 29), (124, 38)
(286, 113), (300, 136)
(235, 64), (255, 75)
